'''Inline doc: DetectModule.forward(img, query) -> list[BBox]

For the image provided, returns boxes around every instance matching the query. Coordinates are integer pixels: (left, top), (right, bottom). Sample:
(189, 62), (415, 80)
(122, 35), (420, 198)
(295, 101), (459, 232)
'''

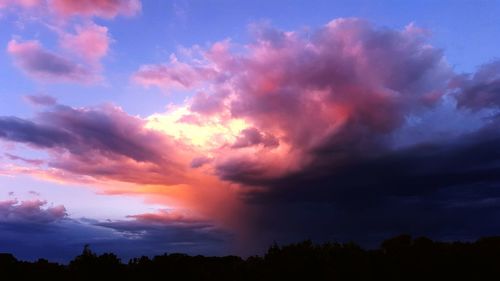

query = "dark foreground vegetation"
(2, 235), (500, 280)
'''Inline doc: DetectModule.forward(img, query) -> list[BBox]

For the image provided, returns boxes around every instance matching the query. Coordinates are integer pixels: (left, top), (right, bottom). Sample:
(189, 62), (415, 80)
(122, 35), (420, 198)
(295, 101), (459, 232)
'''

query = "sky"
(0, 0), (499, 262)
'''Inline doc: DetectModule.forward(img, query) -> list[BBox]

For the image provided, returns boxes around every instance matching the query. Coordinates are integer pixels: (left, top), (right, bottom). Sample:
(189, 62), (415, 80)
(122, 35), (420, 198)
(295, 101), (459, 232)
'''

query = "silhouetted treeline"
(2, 235), (500, 280)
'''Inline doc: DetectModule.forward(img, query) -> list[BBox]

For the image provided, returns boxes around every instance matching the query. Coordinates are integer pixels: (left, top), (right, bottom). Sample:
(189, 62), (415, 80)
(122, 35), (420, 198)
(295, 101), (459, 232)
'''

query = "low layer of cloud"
(0, 197), (230, 261)
(0, 198), (66, 224)
(97, 209), (230, 254)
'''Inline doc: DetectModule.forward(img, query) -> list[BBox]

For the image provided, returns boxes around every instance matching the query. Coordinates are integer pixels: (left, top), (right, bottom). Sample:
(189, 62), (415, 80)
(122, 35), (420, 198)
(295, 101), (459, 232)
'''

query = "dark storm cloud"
(228, 123), (500, 251)
(455, 60), (500, 110)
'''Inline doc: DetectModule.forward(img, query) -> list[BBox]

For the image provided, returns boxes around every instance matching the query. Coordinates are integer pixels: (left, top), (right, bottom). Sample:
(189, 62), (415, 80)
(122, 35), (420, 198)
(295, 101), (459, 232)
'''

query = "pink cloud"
(3, 19), (459, 189)
(2, 1), (137, 84)
(7, 39), (95, 83)
(60, 23), (111, 65)
(166, 18), (453, 182)
(0, 0), (41, 9)
(126, 209), (202, 225)
(50, 0), (141, 18)
(132, 56), (218, 90)
(190, 90), (229, 115)
(1, 0), (141, 19)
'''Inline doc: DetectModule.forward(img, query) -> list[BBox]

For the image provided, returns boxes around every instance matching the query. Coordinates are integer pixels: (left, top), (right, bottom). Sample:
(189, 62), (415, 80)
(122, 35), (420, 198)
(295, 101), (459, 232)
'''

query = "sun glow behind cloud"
(145, 106), (249, 150)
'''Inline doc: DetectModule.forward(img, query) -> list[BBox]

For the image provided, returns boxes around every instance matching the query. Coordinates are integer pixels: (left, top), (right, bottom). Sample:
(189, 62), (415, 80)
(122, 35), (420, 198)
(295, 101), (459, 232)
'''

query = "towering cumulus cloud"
(131, 18), (500, 250)
(137, 18), (452, 184)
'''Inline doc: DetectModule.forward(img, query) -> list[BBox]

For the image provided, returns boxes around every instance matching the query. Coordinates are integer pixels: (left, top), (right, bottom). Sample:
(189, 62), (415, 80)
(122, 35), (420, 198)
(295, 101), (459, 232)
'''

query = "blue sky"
(0, 0), (499, 261)
(2, 1), (498, 117)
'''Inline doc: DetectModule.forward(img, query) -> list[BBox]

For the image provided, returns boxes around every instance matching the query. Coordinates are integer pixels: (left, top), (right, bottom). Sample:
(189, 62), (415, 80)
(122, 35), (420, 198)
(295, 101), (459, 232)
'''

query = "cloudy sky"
(0, 0), (500, 262)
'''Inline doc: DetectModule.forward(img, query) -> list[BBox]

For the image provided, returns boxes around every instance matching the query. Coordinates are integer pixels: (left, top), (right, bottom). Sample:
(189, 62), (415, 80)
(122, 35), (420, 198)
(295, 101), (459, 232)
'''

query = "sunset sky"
(1, 0), (500, 262)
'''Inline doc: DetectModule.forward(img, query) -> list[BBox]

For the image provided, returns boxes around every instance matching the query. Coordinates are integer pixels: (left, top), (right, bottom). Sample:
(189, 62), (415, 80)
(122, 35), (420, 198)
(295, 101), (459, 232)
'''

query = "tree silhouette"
(1, 235), (500, 280)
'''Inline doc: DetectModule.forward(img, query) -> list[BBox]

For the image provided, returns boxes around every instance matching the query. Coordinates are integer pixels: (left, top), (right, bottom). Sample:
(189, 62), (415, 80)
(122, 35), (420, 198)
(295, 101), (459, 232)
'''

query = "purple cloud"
(0, 104), (188, 185)
(231, 127), (279, 149)
(4, 153), (44, 165)
(0, 199), (66, 224)
(190, 156), (212, 168)
(24, 94), (57, 106)
(7, 40), (95, 83)
(0, 116), (74, 148)
(455, 60), (500, 111)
